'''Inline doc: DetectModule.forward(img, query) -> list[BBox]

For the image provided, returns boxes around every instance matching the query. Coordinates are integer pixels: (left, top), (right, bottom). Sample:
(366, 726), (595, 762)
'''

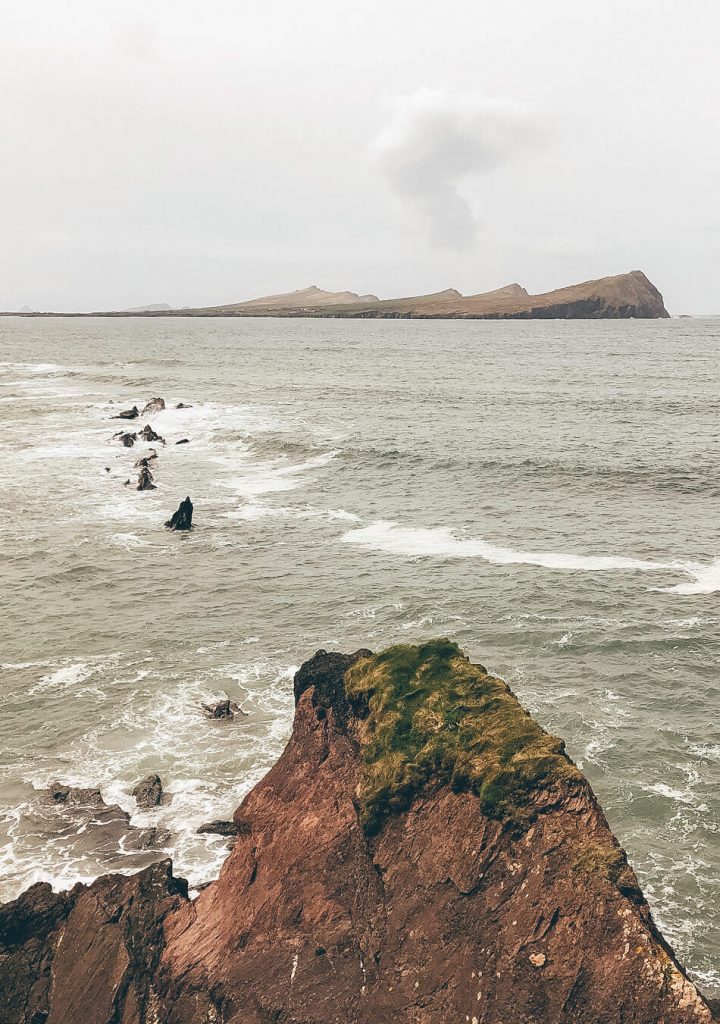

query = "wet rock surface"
(1, 643), (716, 1024)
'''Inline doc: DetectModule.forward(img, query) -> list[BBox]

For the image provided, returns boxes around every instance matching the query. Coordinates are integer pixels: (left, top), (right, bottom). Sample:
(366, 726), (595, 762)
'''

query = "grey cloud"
(371, 89), (542, 250)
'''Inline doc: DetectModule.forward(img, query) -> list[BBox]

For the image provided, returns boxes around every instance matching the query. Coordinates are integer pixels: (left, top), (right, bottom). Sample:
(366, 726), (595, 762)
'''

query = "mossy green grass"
(344, 639), (583, 835)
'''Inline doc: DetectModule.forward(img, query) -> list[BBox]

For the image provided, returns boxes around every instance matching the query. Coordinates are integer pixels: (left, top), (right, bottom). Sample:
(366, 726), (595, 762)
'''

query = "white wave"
(657, 559), (720, 595)
(225, 502), (359, 523)
(644, 782), (697, 805)
(340, 520), (671, 572)
(110, 532), (150, 551)
(219, 451), (340, 499)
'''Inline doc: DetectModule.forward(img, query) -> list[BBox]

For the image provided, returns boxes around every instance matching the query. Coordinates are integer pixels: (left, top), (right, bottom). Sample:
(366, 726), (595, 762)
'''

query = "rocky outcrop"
(132, 774), (165, 809)
(141, 398), (166, 416)
(139, 424), (165, 444)
(136, 466), (156, 491)
(164, 496), (193, 531)
(0, 642), (715, 1023)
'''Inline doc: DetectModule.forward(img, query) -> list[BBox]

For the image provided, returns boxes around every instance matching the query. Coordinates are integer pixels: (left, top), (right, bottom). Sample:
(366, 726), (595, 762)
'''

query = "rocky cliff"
(0, 641), (714, 1023)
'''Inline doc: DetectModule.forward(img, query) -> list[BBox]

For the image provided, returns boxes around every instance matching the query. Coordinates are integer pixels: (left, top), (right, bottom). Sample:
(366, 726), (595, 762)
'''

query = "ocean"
(0, 314), (718, 993)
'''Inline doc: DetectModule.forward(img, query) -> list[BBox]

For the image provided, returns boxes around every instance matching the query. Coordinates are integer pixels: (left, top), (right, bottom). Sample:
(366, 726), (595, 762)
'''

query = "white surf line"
(339, 520), (717, 591)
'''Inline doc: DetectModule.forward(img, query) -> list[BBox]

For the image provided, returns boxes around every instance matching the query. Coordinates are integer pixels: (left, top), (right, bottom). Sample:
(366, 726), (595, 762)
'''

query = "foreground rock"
(141, 397), (165, 416)
(1, 642), (715, 1023)
(132, 774), (164, 809)
(164, 496), (193, 531)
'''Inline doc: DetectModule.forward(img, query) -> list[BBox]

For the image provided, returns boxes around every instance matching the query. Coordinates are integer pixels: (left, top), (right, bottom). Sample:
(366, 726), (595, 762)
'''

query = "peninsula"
(4, 270), (670, 319)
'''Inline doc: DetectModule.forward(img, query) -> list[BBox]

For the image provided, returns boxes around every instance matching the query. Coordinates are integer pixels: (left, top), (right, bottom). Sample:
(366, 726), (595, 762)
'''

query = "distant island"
(5, 271), (670, 319)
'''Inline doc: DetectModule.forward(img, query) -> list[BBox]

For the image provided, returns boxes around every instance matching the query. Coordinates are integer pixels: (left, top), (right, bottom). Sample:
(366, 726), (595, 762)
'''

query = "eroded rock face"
(0, 642), (716, 1024)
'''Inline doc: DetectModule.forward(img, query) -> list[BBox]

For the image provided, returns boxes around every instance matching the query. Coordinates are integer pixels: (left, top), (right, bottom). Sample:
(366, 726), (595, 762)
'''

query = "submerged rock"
(175, 402), (192, 409)
(200, 698), (244, 720)
(175, 438), (190, 445)
(141, 397), (165, 416)
(164, 496), (193, 531)
(131, 774), (164, 809)
(112, 405), (139, 420)
(136, 466), (156, 491)
(3, 642), (716, 1024)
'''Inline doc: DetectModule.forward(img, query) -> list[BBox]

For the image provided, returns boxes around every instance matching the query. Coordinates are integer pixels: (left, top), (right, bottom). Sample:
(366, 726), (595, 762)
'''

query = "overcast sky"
(2, 0), (719, 312)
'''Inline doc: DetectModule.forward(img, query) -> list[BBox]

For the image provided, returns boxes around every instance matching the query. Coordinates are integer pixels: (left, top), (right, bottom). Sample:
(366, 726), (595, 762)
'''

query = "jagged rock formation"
(0, 642), (715, 1023)
(164, 497), (193, 531)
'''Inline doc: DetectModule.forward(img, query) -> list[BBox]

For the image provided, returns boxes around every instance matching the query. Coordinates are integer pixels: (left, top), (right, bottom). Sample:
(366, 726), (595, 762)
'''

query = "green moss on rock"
(344, 639), (583, 835)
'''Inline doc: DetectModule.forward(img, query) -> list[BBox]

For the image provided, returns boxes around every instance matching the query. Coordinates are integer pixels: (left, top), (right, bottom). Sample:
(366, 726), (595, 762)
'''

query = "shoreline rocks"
(136, 465), (156, 490)
(139, 423), (165, 444)
(3, 641), (715, 1023)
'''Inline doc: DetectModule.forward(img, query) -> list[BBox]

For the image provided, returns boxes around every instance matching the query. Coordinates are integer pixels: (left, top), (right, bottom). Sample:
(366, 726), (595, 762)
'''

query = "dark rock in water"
(123, 478), (131, 487)
(117, 431), (137, 448)
(134, 451), (158, 468)
(141, 397), (165, 416)
(164, 496), (193, 531)
(197, 819), (239, 836)
(136, 466), (156, 491)
(48, 783), (104, 806)
(139, 423), (165, 444)
(175, 402), (192, 409)
(131, 774), (164, 809)
(112, 405), (139, 420)
(201, 698), (245, 720)
(105, 466), (110, 472)
(175, 438), (190, 445)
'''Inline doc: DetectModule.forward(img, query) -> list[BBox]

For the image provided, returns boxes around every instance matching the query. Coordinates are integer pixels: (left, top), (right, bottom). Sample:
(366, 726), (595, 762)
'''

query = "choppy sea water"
(0, 315), (718, 992)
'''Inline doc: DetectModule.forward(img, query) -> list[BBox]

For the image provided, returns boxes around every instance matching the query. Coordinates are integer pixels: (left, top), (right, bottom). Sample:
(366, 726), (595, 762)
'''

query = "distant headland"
(4, 270), (669, 319)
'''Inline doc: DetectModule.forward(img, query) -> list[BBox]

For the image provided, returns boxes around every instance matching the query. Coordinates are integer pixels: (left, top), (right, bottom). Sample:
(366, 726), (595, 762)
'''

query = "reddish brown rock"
(0, 642), (715, 1024)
